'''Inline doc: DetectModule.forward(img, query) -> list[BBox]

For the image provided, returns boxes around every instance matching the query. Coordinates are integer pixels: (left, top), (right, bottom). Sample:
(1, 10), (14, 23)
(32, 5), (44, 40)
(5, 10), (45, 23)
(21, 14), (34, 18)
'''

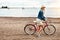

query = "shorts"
(36, 18), (43, 25)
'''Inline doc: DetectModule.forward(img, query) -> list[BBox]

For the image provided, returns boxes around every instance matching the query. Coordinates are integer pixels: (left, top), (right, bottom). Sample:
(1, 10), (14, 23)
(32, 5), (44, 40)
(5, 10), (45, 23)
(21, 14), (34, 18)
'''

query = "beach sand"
(0, 17), (60, 40)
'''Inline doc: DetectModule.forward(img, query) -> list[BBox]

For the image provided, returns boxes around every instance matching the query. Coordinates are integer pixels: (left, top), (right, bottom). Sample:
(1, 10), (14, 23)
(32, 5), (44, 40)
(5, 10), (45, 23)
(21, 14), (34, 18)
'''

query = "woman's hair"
(41, 5), (46, 9)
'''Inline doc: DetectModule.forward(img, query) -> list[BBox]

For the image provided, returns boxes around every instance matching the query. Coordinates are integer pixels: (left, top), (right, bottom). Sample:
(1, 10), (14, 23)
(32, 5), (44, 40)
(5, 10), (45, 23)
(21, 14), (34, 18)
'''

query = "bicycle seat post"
(33, 21), (37, 26)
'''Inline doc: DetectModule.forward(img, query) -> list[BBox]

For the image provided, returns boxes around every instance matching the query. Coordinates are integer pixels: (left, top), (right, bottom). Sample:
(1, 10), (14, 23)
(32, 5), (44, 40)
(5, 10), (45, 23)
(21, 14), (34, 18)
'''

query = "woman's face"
(42, 8), (45, 11)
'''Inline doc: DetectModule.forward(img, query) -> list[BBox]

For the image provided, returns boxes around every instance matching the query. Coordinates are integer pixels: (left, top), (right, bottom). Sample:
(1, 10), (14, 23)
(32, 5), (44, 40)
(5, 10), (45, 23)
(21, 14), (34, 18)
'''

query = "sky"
(0, 0), (60, 7)
(0, 0), (60, 17)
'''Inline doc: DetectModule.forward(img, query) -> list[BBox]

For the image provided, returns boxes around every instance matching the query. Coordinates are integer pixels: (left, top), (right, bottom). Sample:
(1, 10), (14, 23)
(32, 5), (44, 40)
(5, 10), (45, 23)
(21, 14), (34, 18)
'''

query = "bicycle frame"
(35, 21), (48, 32)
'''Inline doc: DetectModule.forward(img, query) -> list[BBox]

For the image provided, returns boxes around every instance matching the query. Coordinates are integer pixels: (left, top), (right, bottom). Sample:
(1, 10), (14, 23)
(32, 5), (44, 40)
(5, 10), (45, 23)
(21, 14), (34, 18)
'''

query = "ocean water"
(0, 7), (60, 18)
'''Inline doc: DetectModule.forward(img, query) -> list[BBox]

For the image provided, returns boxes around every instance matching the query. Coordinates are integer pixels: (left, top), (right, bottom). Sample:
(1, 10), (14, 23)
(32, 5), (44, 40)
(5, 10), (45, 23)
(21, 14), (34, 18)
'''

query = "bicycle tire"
(24, 24), (36, 35)
(43, 25), (56, 35)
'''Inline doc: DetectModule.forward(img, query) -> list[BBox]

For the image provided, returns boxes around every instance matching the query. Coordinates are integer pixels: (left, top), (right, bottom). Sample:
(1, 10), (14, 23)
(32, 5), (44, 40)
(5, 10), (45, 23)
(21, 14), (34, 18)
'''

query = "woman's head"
(41, 5), (46, 10)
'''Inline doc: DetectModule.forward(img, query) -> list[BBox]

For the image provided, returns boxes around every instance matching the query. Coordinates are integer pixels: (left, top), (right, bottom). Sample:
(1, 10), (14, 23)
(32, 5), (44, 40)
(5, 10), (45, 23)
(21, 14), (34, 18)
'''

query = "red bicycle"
(24, 21), (56, 35)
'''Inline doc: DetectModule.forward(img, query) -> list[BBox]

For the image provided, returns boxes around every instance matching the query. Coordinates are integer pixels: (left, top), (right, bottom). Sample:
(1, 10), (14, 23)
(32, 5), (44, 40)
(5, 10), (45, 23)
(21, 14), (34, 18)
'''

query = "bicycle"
(24, 20), (56, 35)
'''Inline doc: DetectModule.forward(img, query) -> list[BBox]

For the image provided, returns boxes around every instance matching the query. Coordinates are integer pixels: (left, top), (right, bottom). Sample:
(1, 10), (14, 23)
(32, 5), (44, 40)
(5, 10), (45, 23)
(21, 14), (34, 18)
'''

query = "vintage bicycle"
(24, 20), (56, 35)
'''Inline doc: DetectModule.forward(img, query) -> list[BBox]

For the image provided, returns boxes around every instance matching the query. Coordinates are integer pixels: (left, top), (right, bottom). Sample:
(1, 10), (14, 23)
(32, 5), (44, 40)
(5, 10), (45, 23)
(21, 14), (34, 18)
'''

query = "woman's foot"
(35, 32), (41, 37)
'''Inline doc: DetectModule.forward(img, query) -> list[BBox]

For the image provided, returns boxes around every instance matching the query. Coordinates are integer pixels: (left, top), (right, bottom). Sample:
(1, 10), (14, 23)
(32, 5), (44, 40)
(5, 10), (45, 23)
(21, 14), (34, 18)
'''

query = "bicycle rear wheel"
(43, 25), (56, 35)
(24, 24), (36, 35)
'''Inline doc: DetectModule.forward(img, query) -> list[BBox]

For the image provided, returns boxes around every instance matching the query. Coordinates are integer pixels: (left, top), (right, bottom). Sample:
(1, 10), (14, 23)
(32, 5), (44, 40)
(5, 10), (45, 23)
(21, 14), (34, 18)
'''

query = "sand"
(0, 17), (60, 40)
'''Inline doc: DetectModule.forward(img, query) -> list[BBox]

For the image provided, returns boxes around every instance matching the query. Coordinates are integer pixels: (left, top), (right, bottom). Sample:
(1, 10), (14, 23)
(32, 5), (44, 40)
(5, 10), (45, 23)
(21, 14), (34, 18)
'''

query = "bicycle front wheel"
(24, 24), (36, 35)
(43, 25), (56, 35)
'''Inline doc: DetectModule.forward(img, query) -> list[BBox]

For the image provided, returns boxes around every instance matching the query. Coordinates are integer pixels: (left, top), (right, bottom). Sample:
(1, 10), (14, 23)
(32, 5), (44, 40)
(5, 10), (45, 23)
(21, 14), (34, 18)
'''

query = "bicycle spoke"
(43, 25), (56, 35)
(24, 24), (36, 35)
